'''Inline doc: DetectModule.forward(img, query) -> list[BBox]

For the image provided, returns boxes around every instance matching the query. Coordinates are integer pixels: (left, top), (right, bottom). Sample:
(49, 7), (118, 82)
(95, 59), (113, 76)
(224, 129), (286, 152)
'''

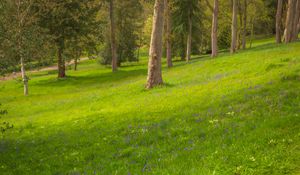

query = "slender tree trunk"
(57, 43), (66, 78)
(237, 0), (242, 50)
(19, 40), (28, 96)
(276, 0), (283, 43)
(137, 28), (143, 61)
(237, 29), (241, 50)
(146, 0), (165, 89)
(292, 0), (300, 40)
(285, 0), (297, 43)
(298, 16), (300, 34)
(74, 49), (81, 71)
(16, 0), (28, 96)
(211, 0), (218, 57)
(186, 12), (192, 62)
(242, 0), (247, 49)
(250, 18), (254, 48)
(74, 58), (78, 71)
(165, 0), (173, 68)
(109, 0), (118, 72)
(180, 34), (185, 61)
(20, 56), (28, 96)
(231, 0), (238, 53)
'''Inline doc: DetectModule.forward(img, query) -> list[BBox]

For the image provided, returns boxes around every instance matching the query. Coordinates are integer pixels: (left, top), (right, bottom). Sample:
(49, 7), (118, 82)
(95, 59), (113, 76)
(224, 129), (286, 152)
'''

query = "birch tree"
(0, 0), (46, 95)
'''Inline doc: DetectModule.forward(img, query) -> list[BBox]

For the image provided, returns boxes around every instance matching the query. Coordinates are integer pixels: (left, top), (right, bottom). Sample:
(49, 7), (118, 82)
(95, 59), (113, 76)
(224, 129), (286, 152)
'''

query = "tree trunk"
(57, 43), (66, 78)
(237, 0), (243, 50)
(109, 0), (118, 72)
(242, 0), (247, 49)
(186, 11), (192, 62)
(211, 0), (218, 57)
(250, 17), (254, 48)
(20, 57), (28, 96)
(180, 34), (185, 61)
(16, 0), (28, 96)
(231, 0), (238, 53)
(276, 0), (283, 43)
(146, 0), (165, 89)
(165, 0), (173, 68)
(292, 0), (300, 40)
(298, 12), (300, 33)
(285, 0), (297, 43)
(74, 58), (78, 71)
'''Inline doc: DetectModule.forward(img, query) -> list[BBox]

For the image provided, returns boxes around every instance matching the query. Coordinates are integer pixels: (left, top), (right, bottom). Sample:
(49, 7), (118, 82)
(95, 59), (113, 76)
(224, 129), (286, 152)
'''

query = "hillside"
(0, 39), (300, 174)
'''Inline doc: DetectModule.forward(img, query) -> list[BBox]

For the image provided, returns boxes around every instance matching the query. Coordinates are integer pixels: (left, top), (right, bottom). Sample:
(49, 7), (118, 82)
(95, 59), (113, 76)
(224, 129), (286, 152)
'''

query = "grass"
(0, 37), (300, 174)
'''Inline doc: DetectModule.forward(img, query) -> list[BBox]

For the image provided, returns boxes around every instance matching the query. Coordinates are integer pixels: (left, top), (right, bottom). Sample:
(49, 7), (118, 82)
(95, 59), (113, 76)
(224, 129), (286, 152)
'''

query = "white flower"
(249, 156), (256, 162)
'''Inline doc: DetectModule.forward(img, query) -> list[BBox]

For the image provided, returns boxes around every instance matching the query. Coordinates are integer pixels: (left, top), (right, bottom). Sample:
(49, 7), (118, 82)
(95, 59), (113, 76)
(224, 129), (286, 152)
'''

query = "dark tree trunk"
(298, 16), (300, 34)
(242, 0), (247, 49)
(74, 58), (78, 71)
(231, 0), (238, 53)
(146, 0), (165, 89)
(109, 0), (118, 72)
(211, 0), (218, 57)
(165, 0), (173, 68)
(276, 0), (283, 43)
(57, 43), (66, 78)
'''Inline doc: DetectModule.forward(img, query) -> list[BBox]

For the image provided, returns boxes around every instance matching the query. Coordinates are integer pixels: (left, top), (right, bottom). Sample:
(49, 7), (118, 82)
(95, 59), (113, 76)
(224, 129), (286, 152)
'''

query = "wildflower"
(209, 119), (219, 124)
(268, 139), (276, 145)
(249, 156), (256, 162)
(226, 111), (235, 116)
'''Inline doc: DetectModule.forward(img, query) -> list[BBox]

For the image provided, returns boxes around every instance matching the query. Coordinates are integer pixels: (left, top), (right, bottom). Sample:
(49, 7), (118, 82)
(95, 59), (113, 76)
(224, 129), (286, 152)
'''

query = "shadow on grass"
(2, 70), (300, 174)
(33, 68), (148, 88)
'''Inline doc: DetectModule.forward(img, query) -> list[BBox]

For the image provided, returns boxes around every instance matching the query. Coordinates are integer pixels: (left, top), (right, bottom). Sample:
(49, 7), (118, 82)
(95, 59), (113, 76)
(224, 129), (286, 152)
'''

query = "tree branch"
(205, 0), (213, 12)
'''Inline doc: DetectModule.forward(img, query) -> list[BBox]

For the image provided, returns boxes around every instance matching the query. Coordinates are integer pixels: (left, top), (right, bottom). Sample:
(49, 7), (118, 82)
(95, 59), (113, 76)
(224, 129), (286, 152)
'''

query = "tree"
(276, 0), (283, 43)
(37, 0), (100, 78)
(285, 0), (297, 43)
(165, 0), (173, 67)
(241, 0), (247, 49)
(231, 0), (238, 53)
(172, 0), (201, 61)
(0, 0), (47, 96)
(205, 0), (219, 57)
(109, 0), (118, 72)
(292, 0), (300, 40)
(100, 0), (143, 66)
(146, 0), (165, 89)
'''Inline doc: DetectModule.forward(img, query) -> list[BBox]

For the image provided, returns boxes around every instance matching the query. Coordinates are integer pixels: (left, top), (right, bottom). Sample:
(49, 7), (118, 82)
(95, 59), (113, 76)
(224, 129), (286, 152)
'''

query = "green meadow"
(0, 38), (300, 174)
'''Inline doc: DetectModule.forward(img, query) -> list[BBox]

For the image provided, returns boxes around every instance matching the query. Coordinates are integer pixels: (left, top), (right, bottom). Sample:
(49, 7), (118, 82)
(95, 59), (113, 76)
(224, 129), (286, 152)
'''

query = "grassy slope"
(0, 38), (300, 175)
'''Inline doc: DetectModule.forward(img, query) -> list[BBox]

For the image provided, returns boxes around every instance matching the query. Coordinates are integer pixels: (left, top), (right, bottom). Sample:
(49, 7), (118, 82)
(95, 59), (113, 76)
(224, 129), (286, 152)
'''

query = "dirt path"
(0, 57), (89, 81)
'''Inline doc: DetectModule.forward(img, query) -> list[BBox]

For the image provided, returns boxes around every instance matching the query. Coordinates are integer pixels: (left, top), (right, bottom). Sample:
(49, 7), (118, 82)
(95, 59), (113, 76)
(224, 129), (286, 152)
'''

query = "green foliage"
(171, 0), (205, 57)
(36, 0), (101, 63)
(100, 0), (143, 66)
(0, 38), (299, 174)
(0, 0), (49, 75)
(218, 24), (231, 49)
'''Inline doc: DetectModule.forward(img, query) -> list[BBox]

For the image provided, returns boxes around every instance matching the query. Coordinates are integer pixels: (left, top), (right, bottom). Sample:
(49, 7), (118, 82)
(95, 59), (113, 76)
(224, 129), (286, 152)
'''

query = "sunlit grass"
(0, 39), (300, 174)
